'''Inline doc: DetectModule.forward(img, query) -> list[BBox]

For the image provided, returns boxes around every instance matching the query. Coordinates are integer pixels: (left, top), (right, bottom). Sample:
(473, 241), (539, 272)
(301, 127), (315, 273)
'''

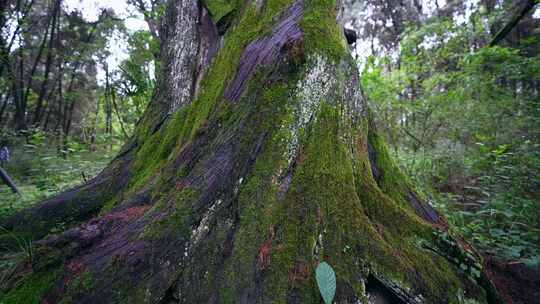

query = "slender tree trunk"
(12, 47), (27, 130)
(0, 0), (7, 31)
(1, 0), (503, 303)
(0, 1), (9, 79)
(42, 72), (61, 131)
(89, 94), (101, 147)
(23, 7), (53, 119)
(111, 88), (129, 139)
(0, 88), (11, 125)
(61, 64), (82, 155)
(33, 0), (61, 124)
(41, 72), (60, 130)
(104, 64), (113, 135)
(53, 61), (64, 134)
(0, 0), (35, 78)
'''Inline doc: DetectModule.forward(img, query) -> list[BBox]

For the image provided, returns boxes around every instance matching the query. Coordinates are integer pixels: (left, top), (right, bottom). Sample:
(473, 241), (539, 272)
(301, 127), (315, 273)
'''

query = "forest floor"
(485, 256), (540, 303)
(0, 138), (119, 220)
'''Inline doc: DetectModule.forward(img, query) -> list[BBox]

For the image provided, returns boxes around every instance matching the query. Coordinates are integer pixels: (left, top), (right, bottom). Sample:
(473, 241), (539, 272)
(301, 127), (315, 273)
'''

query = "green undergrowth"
(0, 139), (117, 220)
(366, 118), (428, 211)
(0, 270), (58, 304)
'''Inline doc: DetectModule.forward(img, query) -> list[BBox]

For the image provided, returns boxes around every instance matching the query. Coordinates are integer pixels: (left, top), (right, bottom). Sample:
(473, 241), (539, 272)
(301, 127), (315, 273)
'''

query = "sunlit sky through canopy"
(63, 0), (149, 83)
(63, 0), (539, 83)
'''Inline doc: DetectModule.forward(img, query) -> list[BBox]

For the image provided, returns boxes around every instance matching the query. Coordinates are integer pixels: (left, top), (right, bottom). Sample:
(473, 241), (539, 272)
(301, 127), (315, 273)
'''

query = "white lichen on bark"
(163, 0), (200, 113)
(284, 55), (364, 166)
(283, 55), (335, 166)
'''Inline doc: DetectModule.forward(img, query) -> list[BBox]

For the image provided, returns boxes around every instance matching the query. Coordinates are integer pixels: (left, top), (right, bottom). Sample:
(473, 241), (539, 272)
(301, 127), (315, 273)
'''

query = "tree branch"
(489, 0), (538, 47)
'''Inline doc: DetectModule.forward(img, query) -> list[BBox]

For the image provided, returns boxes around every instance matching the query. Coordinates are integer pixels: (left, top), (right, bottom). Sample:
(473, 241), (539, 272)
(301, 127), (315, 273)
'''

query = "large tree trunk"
(1, 0), (502, 303)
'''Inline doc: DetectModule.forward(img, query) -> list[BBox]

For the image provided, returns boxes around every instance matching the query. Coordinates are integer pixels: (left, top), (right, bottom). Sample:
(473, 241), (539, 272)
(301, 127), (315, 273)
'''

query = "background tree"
(0, 0), (149, 233)
(0, 0), (123, 142)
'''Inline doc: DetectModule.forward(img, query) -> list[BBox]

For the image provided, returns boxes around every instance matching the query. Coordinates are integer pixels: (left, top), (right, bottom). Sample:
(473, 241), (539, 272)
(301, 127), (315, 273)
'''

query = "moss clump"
(219, 79), (298, 302)
(142, 187), (199, 240)
(348, 115), (487, 302)
(202, 0), (236, 24)
(1, 270), (58, 304)
(271, 102), (364, 303)
(56, 270), (95, 304)
(127, 109), (188, 192)
(301, 0), (347, 60)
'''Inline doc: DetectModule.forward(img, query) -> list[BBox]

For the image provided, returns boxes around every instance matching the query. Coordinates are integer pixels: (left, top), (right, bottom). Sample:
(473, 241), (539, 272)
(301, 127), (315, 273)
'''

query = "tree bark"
(1, 0), (503, 303)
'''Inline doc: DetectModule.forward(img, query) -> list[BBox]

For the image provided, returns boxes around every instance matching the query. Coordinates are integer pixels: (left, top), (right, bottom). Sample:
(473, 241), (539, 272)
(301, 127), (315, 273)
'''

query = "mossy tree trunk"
(1, 0), (502, 303)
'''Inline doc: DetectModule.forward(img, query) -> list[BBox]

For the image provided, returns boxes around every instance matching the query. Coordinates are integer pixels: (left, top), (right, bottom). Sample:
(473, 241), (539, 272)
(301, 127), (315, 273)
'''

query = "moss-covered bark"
(1, 0), (502, 303)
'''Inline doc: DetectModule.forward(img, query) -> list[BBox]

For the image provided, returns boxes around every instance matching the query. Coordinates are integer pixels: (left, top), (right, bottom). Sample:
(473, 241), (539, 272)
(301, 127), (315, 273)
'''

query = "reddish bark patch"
(176, 179), (188, 190)
(42, 259), (87, 304)
(84, 205), (150, 235)
(258, 226), (276, 270)
(65, 259), (85, 276)
(316, 207), (323, 225)
(258, 241), (272, 270)
(97, 206), (150, 223)
(484, 257), (540, 304)
(289, 261), (310, 285)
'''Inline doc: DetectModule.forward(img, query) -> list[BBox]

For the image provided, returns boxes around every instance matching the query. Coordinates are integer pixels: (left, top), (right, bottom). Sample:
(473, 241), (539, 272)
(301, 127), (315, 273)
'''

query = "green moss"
(366, 121), (429, 213)
(344, 114), (485, 302)
(210, 43), (472, 300)
(219, 77), (297, 302)
(100, 197), (119, 215)
(128, 109), (188, 191)
(182, 6), (268, 138)
(280, 102), (371, 301)
(263, 0), (295, 17)
(253, 100), (472, 302)
(301, 0), (347, 60)
(60, 270), (94, 302)
(1, 270), (58, 304)
(202, 0), (236, 23)
(142, 187), (199, 240)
